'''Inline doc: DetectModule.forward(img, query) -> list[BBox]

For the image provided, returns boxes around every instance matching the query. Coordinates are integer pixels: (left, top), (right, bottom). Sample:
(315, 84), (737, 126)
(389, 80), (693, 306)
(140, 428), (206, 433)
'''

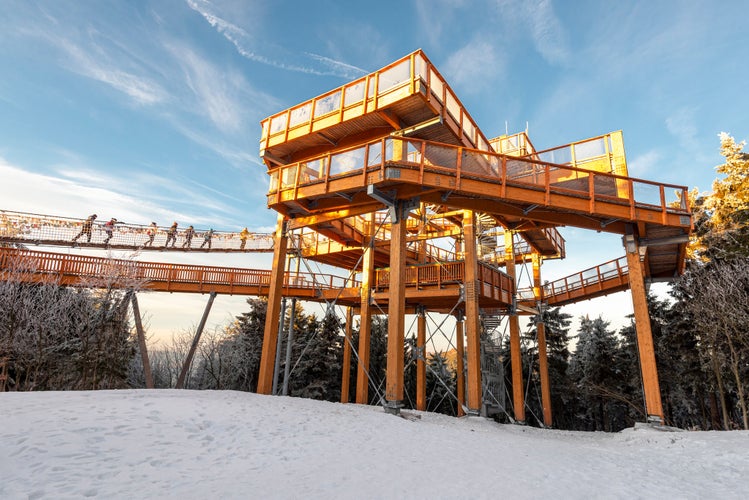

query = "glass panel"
(288, 103), (312, 128)
(445, 91), (461, 122)
(268, 171), (279, 192)
(367, 142), (383, 166)
(270, 113), (287, 134)
(314, 91), (341, 118)
(378, 59), (410, 93)
(462, 120), (475, 143)
(633, 182), (662, 206)
(430, 69), (444, 101)
(367, 76), (375, 98)
(423, 142), (457, 169)
(539, 146), (572, 165)
(462, 150), (495, 177)
(406, 142), (422, 163)
(574, 138), (606, 161)
(281, 166), (297, 188)
(330, 146), (365, 176)
(299, 159), (324, 184)
(344, 81), (365, 106)
(414, 53), (427, 80)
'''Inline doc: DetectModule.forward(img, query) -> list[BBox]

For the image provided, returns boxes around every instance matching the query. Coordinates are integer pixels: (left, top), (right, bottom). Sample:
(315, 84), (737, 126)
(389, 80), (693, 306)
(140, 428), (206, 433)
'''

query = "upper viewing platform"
(259, 50), (492, 166)
(258, 50), (693, 280)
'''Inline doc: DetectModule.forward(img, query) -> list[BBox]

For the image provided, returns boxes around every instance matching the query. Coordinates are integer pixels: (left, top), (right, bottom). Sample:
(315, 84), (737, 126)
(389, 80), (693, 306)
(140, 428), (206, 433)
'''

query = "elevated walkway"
(518, 256), (630, 308)
(0, 247), (514, 312)
(0, 210), (274, 253)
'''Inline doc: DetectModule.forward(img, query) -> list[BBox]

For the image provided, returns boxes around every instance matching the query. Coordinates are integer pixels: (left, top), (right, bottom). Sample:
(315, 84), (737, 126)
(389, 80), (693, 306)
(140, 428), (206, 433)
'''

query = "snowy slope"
(1, 390), (748, 499)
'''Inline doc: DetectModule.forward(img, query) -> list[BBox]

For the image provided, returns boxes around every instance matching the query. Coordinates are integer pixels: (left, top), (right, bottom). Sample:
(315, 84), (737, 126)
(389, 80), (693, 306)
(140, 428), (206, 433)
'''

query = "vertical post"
(462, 210), (482, 414)
(176, 291), (217, 389)
(417, 203), (427, 263)
(282, 298), (297, 396)
(272, 297), (287, 395)
(385, 202), (409, 413)
(455, 312), (466, 417)
(258, 213), (288, 394)
(505, 230), (525, 423)
(624, 229), (664, 423)
(341, 306), (354, 403)
(356, 213), (375, 404)
(532, 252), (552, 427)
(130, 292), (154, 389)
(416, 306), (426, 411)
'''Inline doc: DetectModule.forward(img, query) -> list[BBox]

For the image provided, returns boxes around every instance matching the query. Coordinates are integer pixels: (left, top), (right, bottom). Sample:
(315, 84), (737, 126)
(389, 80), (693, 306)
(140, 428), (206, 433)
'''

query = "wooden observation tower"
(255, 49), (692, 424)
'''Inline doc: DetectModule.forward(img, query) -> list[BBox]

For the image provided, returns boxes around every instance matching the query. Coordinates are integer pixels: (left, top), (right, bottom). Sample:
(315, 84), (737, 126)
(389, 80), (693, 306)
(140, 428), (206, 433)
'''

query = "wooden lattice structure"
(256, 49), (692, 424)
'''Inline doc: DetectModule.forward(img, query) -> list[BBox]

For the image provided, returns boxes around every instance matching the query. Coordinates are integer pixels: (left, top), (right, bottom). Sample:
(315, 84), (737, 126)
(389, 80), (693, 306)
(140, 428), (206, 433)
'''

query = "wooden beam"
(463, 210), (482, 413)
(624, 230), (665, 422)
(532, 253), (552, 427)
(257, 214), (288, 394)
(385, 206), (408, 411)
(176, 291), (217, 389)
(130, 292), (154, 389)
(416, 306), (426, 411)
(356, 213), (375, 404)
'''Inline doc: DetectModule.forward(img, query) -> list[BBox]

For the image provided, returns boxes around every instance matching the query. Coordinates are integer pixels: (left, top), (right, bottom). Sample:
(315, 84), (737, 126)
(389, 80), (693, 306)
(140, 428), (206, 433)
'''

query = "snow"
(1, 390), (748, 499)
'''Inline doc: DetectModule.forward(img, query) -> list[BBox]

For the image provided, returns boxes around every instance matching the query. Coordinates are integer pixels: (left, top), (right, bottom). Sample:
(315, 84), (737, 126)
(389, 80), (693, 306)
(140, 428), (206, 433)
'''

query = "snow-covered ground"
(1, 390), (747, 499)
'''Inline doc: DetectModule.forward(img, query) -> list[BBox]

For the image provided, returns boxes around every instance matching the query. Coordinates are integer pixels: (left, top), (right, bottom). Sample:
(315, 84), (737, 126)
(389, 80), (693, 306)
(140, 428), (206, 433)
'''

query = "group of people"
(150, 221), (215, 250)
(71, 214), (251, 250)
(71, 214), (118, 245)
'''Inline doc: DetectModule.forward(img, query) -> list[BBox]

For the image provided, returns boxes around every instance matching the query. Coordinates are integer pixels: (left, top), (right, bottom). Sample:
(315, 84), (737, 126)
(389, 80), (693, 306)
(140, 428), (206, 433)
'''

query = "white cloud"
(628, 150), (661, 177)
(442, 41), (505, 94)
(665, 107), (698, 146)
(525, 0), (570, 65)
(56, 36), (168, 106)
(185, 0), (363, 78)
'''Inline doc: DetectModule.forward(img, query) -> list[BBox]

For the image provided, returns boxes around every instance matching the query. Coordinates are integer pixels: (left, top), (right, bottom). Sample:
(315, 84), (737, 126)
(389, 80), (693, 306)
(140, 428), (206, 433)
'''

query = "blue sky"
(1, 0), (747, 339)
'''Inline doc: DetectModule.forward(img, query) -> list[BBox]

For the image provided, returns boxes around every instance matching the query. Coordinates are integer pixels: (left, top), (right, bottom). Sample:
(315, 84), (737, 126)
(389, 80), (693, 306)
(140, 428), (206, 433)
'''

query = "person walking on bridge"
(239, 227), (250, 250)
(103, 218), (117, 245)
(200, 228), (214, 249)
(165, 222), (178, 248)
(72, 214), (97, 243)
(144, 222), (158, 247)
(182, 225), (195, 249)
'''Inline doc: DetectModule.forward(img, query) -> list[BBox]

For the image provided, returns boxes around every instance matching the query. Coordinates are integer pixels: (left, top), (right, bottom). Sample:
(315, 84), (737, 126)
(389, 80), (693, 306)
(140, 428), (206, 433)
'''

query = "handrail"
(517, 256), (629, 303)
(0, 210), (274, 252)
(267, 136), (691, 226)
(260, 49), (492, 156)
(0, 248), (356, 291)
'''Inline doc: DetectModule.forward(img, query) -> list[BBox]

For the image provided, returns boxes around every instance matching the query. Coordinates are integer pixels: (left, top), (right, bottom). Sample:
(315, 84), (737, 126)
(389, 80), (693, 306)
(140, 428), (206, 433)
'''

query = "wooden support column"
(176, 291), (217, 389)
(624, 230), (665, 423)
(130, 292), (154, 389)
(385, 203), (409, 413)
(416, 306), (426, 411)
(257, 213), (288, 395)
(341, 307), (354, 403)
(505, 230), (525, 423)
(356, 213), (375, 404)
(532, 252), (552, 427)
(463, 210), (482, 414)
(455, 312), (466, 417)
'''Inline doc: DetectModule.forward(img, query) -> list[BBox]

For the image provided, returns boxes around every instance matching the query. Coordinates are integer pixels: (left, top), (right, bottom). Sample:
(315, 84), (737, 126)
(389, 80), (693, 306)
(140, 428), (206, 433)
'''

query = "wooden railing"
(0, 210), (274, 252)
(260, 49), (492, 155)
(267, 136), (691, 229)
(0, 248), (354, 295)
(375, 260), (514, 304)
(517, 256), (630, 306)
